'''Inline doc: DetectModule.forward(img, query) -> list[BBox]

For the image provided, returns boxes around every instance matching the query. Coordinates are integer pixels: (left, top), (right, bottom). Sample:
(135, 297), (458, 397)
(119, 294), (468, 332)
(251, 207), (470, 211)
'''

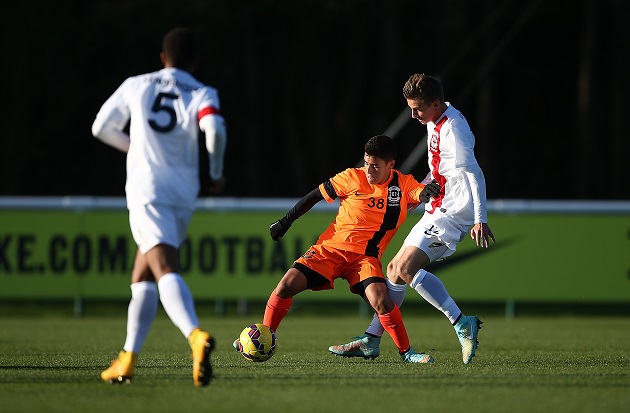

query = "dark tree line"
(2, 0), (628, 200)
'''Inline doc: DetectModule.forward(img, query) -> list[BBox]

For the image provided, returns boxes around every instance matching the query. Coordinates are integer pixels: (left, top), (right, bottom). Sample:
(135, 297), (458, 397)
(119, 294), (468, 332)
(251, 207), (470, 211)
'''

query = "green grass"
(1, 313), (629, 413)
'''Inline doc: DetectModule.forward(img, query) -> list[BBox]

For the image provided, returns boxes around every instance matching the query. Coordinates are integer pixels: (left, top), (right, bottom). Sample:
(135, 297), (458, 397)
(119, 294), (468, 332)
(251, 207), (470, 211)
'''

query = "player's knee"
(389, 262), (412, 284)
(132, 268), (155, 283)
(370, 296), (393, 315)
(274, 280), (294, 298)
(275, 270), (306, 298)
(398, 272), (414, 285)
(365, 285), (393, 314)
(386, 260), (396, 276)
(386, 262), (402, 283)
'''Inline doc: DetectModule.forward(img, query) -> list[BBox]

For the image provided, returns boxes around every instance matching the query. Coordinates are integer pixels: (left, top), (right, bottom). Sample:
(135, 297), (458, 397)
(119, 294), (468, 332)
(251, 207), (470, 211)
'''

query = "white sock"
(410, 269), (461, 325)
(365, 279), (407, 337)
(158, 273), (199, 339)
(123, 281), (158, 354)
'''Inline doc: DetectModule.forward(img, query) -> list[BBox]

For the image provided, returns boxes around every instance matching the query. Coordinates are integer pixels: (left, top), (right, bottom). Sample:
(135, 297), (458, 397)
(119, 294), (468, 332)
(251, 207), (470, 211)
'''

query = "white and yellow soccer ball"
(237, 323), (277, 362)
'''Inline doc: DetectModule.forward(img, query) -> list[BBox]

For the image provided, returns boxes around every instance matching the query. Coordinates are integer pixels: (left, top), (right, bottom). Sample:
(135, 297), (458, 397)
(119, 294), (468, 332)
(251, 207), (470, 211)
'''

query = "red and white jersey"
(423, 103), (488, 225)
(92, 67), (222, 208)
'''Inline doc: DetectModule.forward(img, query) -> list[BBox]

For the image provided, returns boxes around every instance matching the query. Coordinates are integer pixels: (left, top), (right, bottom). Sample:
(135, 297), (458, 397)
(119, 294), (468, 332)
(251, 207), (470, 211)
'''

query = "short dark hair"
(402, 73), (444, 106)
(162, 27), (199, 69)
(364, 135), (397, 162)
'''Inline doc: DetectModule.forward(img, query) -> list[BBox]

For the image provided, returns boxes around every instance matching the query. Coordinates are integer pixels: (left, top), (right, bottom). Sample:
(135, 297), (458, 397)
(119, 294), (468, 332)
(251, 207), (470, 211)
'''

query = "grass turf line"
(0, 315), (629, 413)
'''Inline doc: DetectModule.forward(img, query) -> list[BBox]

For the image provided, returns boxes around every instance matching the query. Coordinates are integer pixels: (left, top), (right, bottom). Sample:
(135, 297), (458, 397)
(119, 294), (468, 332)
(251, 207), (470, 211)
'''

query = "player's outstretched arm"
(270, 188), (324, 241)
(269, 218), (291, 241)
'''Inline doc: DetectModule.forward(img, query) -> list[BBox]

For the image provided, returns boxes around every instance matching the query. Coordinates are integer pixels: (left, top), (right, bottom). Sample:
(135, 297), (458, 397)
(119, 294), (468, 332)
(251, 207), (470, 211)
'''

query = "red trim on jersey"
(198, 106), (221, 121)
(427, 116), (448, 214)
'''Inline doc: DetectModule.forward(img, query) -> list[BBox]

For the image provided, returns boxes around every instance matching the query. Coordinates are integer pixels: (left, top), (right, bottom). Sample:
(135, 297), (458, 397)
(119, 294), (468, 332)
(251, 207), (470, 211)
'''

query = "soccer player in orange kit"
(234, 135), (441, 363)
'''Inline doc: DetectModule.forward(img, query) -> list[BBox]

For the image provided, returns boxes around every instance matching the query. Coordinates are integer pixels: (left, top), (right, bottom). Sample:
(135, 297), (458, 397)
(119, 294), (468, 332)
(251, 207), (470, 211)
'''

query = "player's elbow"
(91, 120), (104, 139)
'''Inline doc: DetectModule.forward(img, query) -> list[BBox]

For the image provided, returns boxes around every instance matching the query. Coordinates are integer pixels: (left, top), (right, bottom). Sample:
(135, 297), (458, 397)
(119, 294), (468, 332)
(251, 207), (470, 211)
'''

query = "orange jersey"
(317, 168), (425, 259)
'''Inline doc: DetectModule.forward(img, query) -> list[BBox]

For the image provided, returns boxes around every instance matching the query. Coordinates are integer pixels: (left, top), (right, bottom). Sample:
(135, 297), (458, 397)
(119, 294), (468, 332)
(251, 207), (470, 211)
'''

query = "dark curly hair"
(364, 135), (397, 162)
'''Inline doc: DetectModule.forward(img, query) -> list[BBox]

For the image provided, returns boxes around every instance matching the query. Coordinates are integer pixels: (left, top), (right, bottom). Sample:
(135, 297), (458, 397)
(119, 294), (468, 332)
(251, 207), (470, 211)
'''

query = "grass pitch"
(0, 313), (628, 413)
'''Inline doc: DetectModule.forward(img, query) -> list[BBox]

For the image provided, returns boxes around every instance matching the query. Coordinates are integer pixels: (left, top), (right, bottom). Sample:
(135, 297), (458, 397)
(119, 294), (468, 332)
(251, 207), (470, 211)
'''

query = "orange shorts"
(293, 244), (385, 292)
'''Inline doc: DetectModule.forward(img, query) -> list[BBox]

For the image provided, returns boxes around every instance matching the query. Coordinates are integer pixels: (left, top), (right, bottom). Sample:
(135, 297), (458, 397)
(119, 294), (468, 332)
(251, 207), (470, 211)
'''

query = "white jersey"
(423, 103), (488, 226)
(92, 67), (223, 209)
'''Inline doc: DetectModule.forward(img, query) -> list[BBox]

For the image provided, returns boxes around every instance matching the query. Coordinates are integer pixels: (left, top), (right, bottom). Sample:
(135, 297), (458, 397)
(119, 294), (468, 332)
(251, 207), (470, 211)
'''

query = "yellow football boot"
(100, 350), (137, 384)
(189, 328), (216, 387)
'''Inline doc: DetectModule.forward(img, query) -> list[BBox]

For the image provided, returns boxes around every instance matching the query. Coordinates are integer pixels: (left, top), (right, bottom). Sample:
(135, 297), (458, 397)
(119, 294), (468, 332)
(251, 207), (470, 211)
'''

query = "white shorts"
(403, 211), (471, 263)
(129, 204), (194, 254)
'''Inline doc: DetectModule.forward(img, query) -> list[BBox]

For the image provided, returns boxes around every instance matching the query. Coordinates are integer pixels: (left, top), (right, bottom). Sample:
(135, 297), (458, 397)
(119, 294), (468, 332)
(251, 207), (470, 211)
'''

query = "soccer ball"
(237, 323), (277, 362)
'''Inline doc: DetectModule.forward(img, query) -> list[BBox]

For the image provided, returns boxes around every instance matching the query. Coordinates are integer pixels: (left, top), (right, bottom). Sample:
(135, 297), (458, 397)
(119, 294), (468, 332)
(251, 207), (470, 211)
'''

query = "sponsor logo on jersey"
(302, 249), (316, 259)
(387, 186), (401, 207)
(430, 131), (440, 153)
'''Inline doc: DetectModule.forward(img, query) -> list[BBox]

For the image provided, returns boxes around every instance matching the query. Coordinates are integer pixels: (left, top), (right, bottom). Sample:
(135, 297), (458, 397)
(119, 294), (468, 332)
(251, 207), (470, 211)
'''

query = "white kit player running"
(329, 73), (495, 364)
(91, 27), (227, 387)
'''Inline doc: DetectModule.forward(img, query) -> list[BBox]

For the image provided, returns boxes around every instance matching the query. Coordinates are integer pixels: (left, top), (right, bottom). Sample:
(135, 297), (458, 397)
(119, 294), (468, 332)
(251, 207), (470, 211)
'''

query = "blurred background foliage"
(2, 0), (628, 199)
